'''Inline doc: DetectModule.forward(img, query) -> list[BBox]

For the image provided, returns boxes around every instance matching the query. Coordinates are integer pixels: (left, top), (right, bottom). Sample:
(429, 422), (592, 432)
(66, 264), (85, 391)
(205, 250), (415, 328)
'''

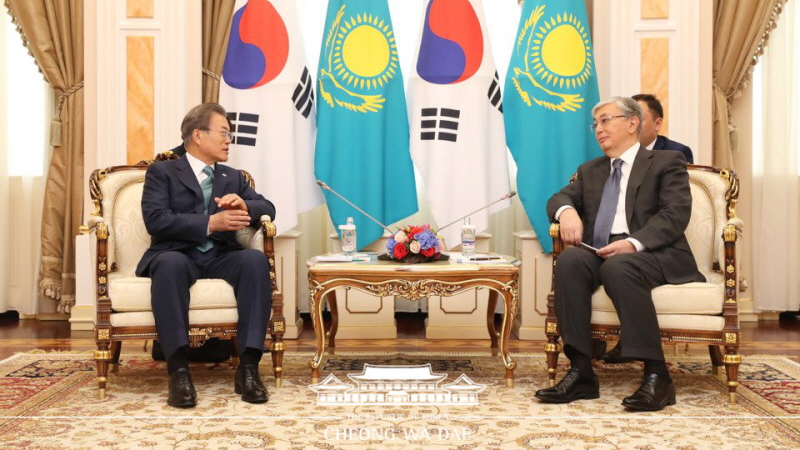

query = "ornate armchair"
(544, 165), (743, 402)
(87, 152), (285, 399)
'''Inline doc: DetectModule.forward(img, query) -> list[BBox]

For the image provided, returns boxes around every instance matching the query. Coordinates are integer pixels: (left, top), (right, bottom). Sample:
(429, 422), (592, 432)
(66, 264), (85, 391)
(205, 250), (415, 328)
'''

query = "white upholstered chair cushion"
(591, 282), (724, 315)
(109, 308), (239, 327)
(108, 275), (237, 312)
(590, 311), (725, 331)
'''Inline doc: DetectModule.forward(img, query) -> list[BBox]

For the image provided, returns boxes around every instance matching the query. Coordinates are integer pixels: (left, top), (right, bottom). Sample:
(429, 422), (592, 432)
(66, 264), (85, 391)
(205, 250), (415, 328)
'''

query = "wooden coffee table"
(307, 255), (520, 386)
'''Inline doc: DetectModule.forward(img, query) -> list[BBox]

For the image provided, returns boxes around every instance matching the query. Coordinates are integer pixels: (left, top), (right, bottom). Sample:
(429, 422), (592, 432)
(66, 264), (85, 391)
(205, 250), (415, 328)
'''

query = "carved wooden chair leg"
(270, 337), (285, 388)
(723, 347), (742, 404)
(94, 346), (112, 400)
(231, 338), (240, 368)
(110, 341), (122, 373)
(709, 345), (724, 376)
(486, 290), (499, 356)
(544, 336), (561, 387)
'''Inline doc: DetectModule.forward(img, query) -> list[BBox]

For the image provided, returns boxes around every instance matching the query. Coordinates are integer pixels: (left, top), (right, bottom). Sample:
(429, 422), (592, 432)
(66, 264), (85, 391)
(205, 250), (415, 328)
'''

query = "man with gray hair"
(137, 103), (276, 407)
(535, 97), (704, 411)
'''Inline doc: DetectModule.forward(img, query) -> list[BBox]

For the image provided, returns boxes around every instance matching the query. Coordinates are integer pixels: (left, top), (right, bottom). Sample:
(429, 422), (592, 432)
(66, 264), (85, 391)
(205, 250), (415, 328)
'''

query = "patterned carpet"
(1, 350), (799, 449)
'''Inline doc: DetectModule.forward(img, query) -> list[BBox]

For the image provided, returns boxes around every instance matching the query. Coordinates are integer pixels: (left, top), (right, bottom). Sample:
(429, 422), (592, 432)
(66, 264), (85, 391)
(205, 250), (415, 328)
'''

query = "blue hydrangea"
(386, 237), (397, 253)
(416, 230), (439, 250)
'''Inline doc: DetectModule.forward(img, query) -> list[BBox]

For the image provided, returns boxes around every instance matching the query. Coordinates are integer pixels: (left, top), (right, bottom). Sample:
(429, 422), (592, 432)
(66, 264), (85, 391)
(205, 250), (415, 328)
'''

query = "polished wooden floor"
(2, 311), (800, 363)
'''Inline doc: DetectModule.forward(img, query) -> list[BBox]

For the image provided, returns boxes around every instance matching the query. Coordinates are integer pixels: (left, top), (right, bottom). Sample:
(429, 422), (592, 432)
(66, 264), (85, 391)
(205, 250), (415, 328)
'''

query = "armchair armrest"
(236, 226), (259, 249)
(727, 218), (744, 238)
(236, 215), (277, 250)
(549, 223), (565, 258)
(86, 215), (105, 234)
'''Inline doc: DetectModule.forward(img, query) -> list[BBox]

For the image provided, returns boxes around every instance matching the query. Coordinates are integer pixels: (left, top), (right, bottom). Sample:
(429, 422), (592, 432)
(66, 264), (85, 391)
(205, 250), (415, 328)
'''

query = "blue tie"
(196, 165), (214, 252)
(593, 159), (623, 248)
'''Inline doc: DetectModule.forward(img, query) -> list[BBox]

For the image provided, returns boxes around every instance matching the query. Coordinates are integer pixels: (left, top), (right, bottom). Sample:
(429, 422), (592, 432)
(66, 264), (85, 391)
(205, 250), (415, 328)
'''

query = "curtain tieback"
(202, 68), (221, 81)
(712, 82), (740, 154)
(51, 80), (85, 147)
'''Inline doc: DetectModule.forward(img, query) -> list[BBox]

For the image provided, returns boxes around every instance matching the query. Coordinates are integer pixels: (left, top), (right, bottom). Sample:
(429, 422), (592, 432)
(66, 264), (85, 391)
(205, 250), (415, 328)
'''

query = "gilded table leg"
(326, 291), (338, 355)
(308, 287), (326, 384)
(500, 287), (517, 388)
(487, 290), (499, 356)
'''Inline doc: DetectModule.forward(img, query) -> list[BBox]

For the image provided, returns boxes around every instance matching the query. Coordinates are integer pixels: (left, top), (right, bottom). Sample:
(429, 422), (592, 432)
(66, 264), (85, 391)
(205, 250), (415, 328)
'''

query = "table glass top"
(308, 252), (519, 271)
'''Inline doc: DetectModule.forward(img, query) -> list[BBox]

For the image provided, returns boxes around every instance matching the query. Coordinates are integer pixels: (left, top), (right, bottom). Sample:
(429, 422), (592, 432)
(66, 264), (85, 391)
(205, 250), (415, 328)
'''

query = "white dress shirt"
(185, 152), (214, 184)
(556, 142), (645, 251)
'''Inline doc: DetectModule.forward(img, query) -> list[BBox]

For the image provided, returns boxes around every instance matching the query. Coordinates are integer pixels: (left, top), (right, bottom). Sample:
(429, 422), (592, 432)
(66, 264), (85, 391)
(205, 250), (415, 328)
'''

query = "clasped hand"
(558, 209), (635, 258)
(209, 194), (251, 232)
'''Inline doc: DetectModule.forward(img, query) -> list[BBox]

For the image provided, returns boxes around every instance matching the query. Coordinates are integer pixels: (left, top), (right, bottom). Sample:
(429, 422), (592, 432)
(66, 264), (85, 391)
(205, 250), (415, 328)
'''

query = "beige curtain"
(6, 0), (84, 313)
(712, 0), (785, 168)
(202, 0), (236, 102)
(753, 0), (799, 312)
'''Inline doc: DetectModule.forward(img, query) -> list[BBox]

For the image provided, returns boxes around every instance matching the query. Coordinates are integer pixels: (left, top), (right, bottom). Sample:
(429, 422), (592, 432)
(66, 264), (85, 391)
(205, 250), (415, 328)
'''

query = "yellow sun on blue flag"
(504, 0), (601, 253)
(315, 0), (418, 248)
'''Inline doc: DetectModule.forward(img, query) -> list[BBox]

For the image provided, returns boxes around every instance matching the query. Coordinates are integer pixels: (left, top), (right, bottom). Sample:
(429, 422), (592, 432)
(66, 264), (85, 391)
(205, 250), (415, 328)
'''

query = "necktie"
(196, 165), (214, 252)
(592, 158), (624, 248)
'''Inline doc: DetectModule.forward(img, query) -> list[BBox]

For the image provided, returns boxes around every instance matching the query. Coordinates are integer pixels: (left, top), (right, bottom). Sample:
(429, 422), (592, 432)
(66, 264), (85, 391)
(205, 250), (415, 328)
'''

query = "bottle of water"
(339, 217), (357, 257)
(461, 218), (476, 257)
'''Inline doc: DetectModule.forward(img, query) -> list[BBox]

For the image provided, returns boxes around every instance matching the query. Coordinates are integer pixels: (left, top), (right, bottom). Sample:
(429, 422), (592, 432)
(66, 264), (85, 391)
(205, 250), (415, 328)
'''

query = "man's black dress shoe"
(600, 343), (635, 364)
(235, 364), (269, 403)
(534, 368), (600, 403)
(622, 373), (676, 411)
(167, 367), (197, 408)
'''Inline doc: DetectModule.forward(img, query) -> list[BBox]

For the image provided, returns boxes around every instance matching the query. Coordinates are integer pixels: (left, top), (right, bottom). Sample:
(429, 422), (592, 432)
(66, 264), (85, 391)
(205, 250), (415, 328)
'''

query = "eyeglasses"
(590, 115), (627, 132)
(201, 128), (233, 140)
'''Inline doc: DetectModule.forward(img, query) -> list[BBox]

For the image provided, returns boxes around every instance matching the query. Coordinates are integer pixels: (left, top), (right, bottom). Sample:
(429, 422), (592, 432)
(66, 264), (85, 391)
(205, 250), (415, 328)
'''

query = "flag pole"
(436, 191), (517, 233)
(316, 180), (394, 234)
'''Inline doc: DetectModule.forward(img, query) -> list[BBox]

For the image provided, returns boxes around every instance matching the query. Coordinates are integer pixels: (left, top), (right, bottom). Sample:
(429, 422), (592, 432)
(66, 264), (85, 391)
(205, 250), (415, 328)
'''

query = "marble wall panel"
(126, 36), (155, 165)
(640, 37), (670, 136)
(126, 0), (154, 18)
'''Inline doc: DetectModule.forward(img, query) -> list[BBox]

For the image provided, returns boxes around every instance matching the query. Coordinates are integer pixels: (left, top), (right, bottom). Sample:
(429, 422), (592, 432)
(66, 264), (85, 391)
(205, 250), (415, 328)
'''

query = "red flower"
(393, 243), (409, 259)
(409, 226), (424, 238)
(421, 247), (435, 257)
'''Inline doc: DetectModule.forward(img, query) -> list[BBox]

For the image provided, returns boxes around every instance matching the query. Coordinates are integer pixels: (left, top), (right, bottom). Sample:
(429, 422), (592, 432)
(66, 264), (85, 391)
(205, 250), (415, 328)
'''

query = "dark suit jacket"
(136, 155), (276, 276)
(547, 147), (703, 284)
(653, 135), (693, 164)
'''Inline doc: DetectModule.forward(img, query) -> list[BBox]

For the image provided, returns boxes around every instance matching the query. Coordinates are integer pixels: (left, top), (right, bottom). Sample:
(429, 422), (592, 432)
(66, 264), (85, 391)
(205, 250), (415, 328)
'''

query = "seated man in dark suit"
(137, 103), (276, 408)
(600, 94), (694, 364)
(632, 93), (693, 163)
(535, 97), (704, 411)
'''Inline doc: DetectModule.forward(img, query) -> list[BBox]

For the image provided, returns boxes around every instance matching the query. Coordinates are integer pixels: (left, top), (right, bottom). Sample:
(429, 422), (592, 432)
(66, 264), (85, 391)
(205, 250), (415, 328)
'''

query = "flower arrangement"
(385, 224), (443, 263)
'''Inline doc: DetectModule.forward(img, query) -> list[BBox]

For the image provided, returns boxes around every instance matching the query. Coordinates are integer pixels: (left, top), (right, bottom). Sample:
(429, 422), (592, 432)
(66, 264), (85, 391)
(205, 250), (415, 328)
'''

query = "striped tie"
(196, 165), (214, 252)
(592, 159), (623, 248)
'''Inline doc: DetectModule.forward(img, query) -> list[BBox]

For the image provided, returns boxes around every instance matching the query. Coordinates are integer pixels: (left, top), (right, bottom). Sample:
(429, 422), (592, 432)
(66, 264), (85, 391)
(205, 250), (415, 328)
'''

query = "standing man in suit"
(535, 97), (704, 411)
(631, 93), (693, 163)
(137, 103), (276, 408)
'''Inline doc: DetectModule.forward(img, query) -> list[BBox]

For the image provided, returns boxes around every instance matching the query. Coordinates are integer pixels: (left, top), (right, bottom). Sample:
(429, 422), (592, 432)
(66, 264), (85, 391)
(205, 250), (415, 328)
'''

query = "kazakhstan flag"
(504, 0), (601, 253)
(315, 0), (418, 248)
